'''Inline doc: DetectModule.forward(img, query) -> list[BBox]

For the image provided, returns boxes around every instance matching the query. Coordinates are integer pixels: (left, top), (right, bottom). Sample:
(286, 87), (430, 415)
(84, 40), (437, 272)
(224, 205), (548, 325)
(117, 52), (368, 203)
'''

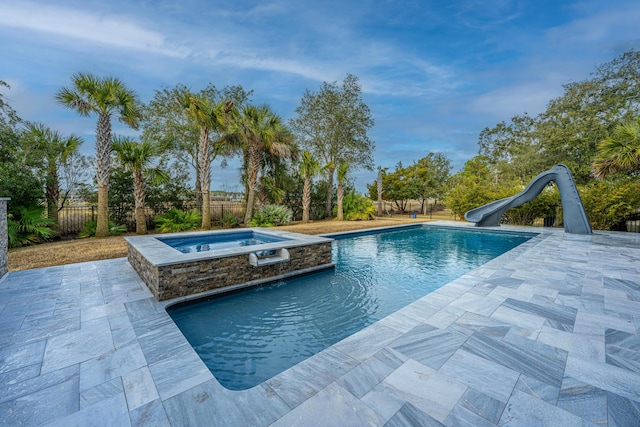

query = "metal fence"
(56, 203), (245, 237)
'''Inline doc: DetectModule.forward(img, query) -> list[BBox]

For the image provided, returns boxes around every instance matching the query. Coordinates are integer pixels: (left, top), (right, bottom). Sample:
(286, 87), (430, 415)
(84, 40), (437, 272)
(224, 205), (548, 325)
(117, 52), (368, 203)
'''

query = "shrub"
(336, 191), (377, 220)
(249, 204), (293, 227)
(580, 178), (640, 230)
(154, 208), (201, 233)
(78, 220), (127, 238)
(7, 205), (56, 247)
(221, 211), (240, 228)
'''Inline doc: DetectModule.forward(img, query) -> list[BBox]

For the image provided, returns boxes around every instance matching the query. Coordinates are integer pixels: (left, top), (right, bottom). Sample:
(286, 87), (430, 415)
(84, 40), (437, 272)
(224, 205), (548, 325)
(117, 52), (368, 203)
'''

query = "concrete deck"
(1, 222), (639, 426)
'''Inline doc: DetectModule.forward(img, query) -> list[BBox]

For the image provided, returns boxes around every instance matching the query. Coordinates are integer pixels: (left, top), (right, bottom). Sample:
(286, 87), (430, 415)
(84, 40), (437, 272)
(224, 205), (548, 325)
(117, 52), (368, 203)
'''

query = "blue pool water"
(158, 230), (289, 254)
(168, 226), (534, 390)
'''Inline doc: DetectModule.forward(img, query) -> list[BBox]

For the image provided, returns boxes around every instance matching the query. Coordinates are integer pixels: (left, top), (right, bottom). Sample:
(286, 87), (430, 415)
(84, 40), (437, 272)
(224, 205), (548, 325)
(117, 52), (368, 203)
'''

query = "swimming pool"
(168, 225), (534, 390)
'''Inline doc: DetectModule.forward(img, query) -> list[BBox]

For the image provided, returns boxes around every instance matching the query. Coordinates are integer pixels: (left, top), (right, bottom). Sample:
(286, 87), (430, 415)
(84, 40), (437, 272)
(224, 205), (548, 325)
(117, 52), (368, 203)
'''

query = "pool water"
(168, 226), (533, 390)
(158, 231), (288, 254)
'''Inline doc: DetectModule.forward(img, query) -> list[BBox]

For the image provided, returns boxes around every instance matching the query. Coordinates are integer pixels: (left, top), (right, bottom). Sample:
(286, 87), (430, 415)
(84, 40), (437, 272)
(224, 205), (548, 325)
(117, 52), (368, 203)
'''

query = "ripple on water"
(169, 226), (533, 390)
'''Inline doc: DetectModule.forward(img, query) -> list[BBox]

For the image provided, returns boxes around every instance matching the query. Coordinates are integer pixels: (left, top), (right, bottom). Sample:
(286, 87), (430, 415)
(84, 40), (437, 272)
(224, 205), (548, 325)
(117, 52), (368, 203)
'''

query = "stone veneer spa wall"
(0, 198), (9, 280)
(126, 229), (334, 301)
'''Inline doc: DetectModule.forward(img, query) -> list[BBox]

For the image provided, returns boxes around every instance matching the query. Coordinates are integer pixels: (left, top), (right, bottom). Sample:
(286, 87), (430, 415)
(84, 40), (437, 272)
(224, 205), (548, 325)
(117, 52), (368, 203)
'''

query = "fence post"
(1, 197), (10, 280)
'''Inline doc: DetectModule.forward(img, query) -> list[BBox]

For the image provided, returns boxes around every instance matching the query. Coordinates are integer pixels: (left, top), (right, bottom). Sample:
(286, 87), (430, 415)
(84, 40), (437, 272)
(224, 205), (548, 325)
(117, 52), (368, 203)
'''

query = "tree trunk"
(302, 177), (311, 223)
(96, 184), (109, 237)
(325, 167), (335, 218)
(46, 169), (60, 230)
(377, 167), (383, 216)
(194, 168), (202, 208)
(337, 178), (344, 221)
(244, 145), (260, 225)
(198, 128), (211, 229)
(95, 113), (112, 238)
(133, 170), (147, 235)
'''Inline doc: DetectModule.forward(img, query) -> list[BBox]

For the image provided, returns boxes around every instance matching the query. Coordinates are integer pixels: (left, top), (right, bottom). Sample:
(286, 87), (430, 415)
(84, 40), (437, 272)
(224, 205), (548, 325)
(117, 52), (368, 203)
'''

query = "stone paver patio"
(1, 221), (639, 426)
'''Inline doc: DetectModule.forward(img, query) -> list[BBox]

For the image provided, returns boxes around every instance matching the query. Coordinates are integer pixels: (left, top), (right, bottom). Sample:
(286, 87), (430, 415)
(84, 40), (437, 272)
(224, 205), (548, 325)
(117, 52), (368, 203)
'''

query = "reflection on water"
(169, 227), (532, 390)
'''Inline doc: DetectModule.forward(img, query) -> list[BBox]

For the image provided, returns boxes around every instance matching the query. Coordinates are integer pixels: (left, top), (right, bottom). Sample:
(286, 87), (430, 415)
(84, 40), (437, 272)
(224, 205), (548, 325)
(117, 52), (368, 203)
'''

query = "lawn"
(8, 213), (457, 271)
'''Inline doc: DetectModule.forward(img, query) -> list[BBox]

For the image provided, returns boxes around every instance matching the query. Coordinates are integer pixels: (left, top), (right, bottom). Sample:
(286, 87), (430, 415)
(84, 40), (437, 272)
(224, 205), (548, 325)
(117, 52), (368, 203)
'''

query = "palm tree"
(336, 161), (349, 221)
(230, 105), (295, 225)
(112, 136), (168, 234)
(177, 94), (231, 229)
(300, 151), (320, 223)
(23, 123), (82, 227)
(592, 118), (640, 178)
(56, 73), (141, 237)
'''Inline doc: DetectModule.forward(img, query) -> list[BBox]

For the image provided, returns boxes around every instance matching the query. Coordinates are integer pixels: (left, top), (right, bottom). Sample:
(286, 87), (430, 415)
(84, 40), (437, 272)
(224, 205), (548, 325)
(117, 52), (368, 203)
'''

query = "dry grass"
(8, 211), (458, 272)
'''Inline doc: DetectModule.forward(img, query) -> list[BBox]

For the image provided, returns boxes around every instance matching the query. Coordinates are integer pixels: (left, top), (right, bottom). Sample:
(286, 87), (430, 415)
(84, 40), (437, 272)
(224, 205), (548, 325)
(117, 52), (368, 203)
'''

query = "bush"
(78, 220), (127, 238)
(336, 192), (376, 220)
(249, 204), (293, 227)
(154, 208), (201, 233)
(498, 184), (560, 225)
(580, 178), (640, 230)
(221, 211), (240, 228)
(7, 205), (56, 247)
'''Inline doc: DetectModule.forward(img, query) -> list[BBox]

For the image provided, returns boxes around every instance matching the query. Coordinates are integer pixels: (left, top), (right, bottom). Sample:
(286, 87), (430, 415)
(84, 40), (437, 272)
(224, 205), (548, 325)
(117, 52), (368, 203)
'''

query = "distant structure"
(1, 198), (9, 280)
(465, 164), (592, 235)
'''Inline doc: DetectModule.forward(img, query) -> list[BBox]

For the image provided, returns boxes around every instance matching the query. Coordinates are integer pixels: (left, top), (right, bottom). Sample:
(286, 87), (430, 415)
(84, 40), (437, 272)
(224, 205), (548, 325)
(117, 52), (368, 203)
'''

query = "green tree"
(445, 156), (497, 219)
(376, 166), (383, 216)
(592, 118), (640, 179)
(0, 80), (20, 128)
(0, 87), (44, 215)
(477, 50), (640, 185)
(299, 151), (321, 223)
(336, 161), (349, 221)
(56, 72), (141, 237)
(112, 136), (169, 234)
(580, 178), (640, 230)
(291, 74), (375, 217)
(229, 104), (295, 224)
(177, 93), (235, 229)
(406, 153), (452, 214)
(142, 84), (251, 207)
(368, 163), (413, 213)
(23, 123), (82, 227)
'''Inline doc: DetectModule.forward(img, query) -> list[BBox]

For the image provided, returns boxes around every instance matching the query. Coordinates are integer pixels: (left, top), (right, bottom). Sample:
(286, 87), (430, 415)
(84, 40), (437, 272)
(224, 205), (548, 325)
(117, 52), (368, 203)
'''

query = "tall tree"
(300, 151), (320, 223)
(291, 74), (375, 217)
(23, 123), (82, 227)
(336, 161), (349, 221)
(56, 73), (141, 237)
(0, 80), (20, 128)
(592, 118), (640, 179)
(229, 104), (295, 224)
(112, 136), (168, 234)
(406, 153), (451, 215)
(377, 166), (383, 216)
(142, 84), (251, 207)
(177, 93), (234, 229)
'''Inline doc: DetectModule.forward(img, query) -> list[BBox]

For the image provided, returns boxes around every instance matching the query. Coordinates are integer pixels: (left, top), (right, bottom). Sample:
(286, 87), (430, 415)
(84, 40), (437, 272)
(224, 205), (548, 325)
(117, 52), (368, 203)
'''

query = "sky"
(1, 0), (640, 192)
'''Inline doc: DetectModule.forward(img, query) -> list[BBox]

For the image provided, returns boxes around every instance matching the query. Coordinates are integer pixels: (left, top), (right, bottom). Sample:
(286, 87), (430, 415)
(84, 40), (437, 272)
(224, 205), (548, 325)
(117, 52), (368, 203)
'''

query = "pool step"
(249, 248), (290, 267)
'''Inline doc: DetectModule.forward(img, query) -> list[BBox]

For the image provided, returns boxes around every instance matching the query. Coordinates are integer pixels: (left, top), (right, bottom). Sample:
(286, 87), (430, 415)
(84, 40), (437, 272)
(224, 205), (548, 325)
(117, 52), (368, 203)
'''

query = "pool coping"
(2, 221), (639, 425)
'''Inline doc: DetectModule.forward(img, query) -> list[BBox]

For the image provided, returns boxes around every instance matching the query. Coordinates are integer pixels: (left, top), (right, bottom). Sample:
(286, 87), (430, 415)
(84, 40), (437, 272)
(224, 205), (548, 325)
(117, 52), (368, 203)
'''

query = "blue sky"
(1, 0), (639, 192)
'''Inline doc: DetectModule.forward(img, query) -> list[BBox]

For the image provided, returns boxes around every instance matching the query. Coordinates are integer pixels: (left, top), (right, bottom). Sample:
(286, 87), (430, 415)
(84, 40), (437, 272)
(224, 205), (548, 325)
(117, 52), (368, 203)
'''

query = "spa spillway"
(126, 228), (334, 301)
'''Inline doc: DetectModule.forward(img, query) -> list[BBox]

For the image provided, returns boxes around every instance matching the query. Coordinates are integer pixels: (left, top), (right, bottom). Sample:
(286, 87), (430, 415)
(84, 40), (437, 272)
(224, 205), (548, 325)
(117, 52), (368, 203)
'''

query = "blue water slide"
(464, 164), (592, 234)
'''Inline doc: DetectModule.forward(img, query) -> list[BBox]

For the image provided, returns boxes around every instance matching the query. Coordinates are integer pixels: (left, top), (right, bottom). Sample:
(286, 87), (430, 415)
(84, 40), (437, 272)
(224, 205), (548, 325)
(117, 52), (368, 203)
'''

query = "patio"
(1, 221), (639, 426)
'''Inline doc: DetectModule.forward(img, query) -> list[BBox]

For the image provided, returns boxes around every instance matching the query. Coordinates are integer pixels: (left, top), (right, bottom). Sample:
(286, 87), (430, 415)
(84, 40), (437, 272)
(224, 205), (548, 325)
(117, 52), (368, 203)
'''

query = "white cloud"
(546, 3), (640, 49)
(0, 2), (187, 57)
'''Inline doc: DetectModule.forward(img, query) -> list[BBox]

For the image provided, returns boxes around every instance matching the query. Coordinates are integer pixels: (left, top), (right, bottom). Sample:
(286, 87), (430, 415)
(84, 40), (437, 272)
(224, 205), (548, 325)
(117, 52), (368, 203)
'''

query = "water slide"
(464, 164), (592, 234)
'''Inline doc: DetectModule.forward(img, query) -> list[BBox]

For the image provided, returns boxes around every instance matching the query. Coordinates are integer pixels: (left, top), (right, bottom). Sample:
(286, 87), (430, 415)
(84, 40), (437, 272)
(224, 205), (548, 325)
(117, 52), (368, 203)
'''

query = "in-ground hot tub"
(126, 228), (334, 301)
